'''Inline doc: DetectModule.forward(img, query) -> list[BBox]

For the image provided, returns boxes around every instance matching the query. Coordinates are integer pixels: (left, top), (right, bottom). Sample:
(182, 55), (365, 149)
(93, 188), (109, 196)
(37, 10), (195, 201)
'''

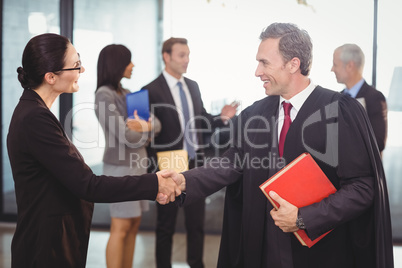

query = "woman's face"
(123, 62), (135, 79)
(54, 43), (85, 94)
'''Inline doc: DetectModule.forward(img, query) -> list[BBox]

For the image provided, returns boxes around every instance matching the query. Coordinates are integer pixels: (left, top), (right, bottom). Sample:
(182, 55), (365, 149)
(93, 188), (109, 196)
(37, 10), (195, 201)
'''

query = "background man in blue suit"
(142, 37), (238, 268)
(332, 43), (388, 153)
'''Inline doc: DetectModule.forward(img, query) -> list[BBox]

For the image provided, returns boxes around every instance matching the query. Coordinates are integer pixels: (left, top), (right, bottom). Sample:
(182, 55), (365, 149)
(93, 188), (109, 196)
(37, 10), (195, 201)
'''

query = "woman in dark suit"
(7, 33), (178, 268)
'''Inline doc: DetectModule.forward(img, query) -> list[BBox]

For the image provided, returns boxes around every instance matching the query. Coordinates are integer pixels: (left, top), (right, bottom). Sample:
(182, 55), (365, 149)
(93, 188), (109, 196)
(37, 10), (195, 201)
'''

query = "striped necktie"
(178, 81), (196, 159)
(279, 102), (293, 157)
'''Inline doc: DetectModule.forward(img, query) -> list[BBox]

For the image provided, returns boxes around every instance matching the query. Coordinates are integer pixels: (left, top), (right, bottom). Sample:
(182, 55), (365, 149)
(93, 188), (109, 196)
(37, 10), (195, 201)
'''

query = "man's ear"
(288, 57), (301, 74)
(346, 61), (355, 71)
(43, 72), (57, 85)
(162, 52), (170, 64)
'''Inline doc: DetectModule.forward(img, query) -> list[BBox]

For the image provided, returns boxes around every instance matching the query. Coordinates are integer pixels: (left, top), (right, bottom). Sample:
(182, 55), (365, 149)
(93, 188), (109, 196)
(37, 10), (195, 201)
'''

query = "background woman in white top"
(95, 44), (161, 268)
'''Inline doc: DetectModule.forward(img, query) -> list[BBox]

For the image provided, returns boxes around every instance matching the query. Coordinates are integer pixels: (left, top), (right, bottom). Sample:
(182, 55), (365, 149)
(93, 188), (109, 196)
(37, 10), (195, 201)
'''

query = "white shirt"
(162, 70), (199, 151)
(277, 80), (317, 141)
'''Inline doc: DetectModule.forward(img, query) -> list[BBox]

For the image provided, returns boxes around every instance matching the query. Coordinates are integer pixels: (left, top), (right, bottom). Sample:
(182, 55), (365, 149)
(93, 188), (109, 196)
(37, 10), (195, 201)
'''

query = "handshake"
(155, 169), (186, 205)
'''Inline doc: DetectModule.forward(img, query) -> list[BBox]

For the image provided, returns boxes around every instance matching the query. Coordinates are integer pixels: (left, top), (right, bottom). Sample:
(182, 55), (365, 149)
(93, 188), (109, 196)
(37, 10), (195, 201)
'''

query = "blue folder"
(126, 89), (150, 120)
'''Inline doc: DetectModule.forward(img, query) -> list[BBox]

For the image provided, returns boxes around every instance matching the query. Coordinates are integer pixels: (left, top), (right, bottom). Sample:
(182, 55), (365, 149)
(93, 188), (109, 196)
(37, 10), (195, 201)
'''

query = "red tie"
(279, 102), (293, 157)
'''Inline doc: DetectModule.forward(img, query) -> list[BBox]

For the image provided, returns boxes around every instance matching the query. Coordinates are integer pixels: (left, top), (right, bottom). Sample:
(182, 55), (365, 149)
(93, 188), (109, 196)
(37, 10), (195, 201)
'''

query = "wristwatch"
(296, 211), (306, 230)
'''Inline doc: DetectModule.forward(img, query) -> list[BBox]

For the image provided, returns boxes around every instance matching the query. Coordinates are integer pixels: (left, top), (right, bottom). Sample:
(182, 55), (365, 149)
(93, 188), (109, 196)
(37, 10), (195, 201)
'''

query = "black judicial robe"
(181, 86), (393, 268)
(342, 81), (387, 153)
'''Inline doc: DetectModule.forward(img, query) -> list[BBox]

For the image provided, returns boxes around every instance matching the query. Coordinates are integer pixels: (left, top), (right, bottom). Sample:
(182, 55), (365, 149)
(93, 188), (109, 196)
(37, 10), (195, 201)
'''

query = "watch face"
(296, 218), (306, 229)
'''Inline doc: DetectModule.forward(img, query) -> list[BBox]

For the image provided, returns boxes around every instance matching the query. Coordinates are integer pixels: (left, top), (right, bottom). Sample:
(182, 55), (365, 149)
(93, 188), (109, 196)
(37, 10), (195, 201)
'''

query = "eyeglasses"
(58, 67), (82, 72)
(55, 59), (83, 73)
(39, 56), (83, 76)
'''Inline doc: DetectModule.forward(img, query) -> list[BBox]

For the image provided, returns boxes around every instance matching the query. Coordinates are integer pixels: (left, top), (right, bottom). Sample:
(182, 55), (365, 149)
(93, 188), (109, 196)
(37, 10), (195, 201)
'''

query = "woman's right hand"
(126, 110), (152, 132)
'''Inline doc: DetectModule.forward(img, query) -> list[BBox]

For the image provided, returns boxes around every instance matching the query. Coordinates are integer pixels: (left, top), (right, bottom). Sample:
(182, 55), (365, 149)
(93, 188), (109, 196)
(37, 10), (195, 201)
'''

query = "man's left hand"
(269, 191), (299, 233)
(220, 101), (239, 122)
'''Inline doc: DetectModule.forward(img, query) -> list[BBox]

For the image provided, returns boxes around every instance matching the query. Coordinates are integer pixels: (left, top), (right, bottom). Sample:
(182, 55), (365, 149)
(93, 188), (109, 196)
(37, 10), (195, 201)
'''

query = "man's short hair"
(162, 37), (188, 55)
(260, 23), (313, 76)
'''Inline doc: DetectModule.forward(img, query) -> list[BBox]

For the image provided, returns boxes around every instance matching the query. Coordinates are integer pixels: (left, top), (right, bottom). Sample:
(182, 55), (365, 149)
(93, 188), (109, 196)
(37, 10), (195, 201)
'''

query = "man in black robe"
(160, 22), (394, 268)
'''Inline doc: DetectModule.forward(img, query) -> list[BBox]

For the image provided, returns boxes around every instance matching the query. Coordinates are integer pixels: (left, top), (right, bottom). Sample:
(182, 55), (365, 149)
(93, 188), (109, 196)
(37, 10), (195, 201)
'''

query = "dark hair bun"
(17, 66), (25, 76)
(17, 67), (30, 89)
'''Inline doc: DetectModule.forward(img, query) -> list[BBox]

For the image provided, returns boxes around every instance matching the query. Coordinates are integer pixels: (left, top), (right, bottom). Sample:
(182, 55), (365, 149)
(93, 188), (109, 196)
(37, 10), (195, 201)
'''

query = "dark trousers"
(155, 198), (205, 268)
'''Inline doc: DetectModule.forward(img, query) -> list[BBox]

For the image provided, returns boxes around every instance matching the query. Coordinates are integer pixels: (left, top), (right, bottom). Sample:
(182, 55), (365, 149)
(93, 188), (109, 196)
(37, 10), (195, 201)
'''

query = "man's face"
(331, 49), (348, 84)
(164, 43), (190, 78)
(255, 38), (291, 96)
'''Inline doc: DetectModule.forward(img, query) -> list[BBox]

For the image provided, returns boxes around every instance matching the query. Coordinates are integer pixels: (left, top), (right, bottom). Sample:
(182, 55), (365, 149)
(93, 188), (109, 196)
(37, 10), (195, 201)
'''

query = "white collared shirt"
(162, 70), (198, 151)
(277, 80), (317, 141)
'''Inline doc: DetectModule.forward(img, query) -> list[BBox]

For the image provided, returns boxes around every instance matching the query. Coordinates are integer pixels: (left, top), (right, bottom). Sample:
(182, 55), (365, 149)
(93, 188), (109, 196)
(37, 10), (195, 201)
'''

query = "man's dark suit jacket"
(143, 74), (225, 169)
(7, 89), (159, 268)
(181, 86), (393, 268)
(344, 81), (387, 152)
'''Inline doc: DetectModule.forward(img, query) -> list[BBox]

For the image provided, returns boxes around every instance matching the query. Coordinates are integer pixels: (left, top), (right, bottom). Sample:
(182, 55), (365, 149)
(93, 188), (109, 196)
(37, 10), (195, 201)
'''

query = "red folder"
(259, 153), (337, 247)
